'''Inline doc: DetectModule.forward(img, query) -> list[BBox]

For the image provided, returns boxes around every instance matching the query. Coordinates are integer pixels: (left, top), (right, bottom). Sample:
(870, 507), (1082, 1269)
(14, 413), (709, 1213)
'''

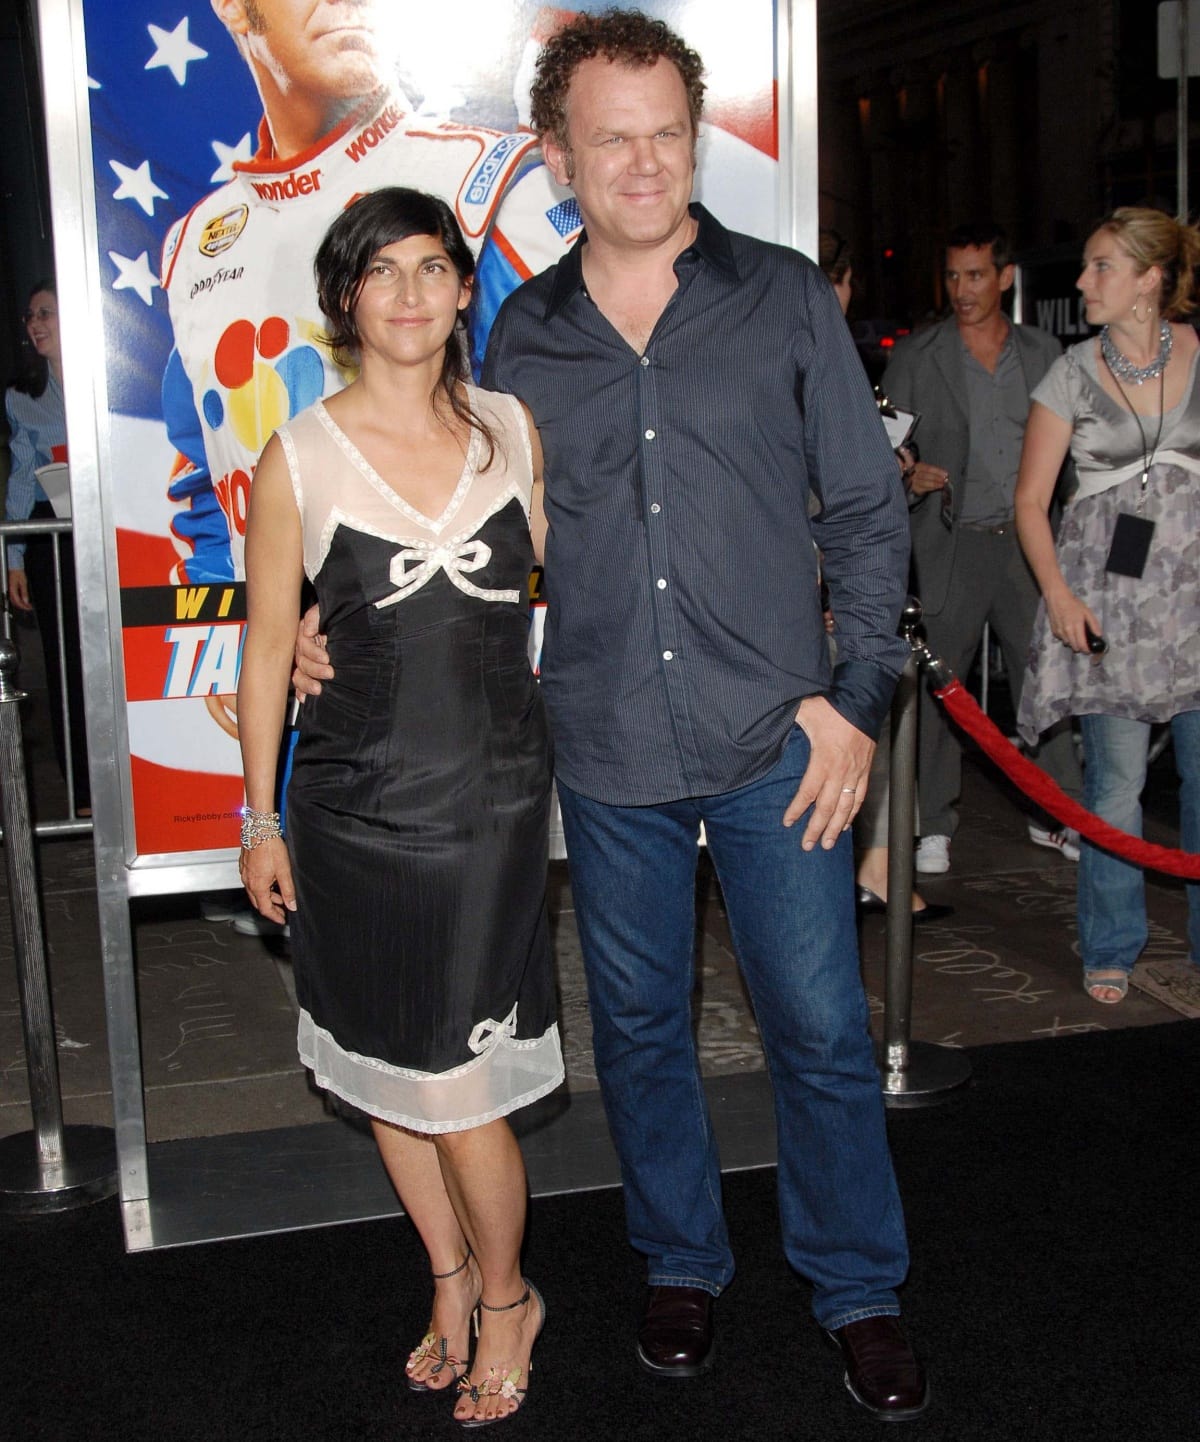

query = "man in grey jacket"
(882, 222), (1082, 874)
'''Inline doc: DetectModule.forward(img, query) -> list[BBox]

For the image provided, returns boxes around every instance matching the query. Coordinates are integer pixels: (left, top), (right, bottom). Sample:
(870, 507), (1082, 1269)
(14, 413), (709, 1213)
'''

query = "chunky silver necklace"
(1100, 320), (1172, 385)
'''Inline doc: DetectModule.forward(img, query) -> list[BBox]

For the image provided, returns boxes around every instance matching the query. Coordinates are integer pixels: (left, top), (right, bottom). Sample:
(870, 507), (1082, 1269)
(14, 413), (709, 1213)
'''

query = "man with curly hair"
(298, 5), (928, 1420)
(485, 7), (928, 1421)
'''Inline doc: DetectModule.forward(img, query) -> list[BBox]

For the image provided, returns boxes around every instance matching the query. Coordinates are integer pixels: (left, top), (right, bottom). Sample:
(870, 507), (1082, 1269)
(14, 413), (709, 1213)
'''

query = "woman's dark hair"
(818, 229), (851, 284)
(313, 188), (496, 466)
(11, 277), (57, 398)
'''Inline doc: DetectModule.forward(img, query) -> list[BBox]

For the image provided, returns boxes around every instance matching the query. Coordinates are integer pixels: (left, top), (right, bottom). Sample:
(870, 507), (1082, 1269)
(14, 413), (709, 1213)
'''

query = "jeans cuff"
(821, 1303), (900, 1332)
(646, 1272), (725, 1297)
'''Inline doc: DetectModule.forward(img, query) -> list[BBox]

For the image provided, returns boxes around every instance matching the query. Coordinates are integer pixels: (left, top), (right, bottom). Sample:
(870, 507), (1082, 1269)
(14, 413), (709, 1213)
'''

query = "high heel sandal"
(856, 885), (954, 925)
(1083, 968), (1129, 1004)
(455, 1281), (545, 1428)
(406, 1249), (476, 1394)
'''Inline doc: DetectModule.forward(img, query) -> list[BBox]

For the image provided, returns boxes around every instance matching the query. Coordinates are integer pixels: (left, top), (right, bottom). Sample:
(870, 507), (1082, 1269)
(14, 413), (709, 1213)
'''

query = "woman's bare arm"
(1015, 402), (1099, 654)
(237, 434), (304, 918)
(523, 402), (547, 566)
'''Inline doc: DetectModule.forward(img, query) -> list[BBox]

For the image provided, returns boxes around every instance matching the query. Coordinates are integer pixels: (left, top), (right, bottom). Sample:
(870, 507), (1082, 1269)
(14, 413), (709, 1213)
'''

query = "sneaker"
(1028, 824), (1080, 862)
(199, 895), (245, 924)
(232, 910), (290, 939)
(915, 834), (951, 875)
(202, 894), (289, 938)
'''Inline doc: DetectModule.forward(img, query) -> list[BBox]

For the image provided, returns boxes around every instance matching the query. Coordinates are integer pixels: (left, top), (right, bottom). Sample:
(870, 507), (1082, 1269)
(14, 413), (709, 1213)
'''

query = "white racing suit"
(161, 90), (581, 581)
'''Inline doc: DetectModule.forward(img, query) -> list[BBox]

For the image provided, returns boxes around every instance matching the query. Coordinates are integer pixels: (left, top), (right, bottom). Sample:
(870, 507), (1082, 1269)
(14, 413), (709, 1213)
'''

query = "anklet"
(478, 1286), (530, 1313)
(433, 1247), (473, 1280)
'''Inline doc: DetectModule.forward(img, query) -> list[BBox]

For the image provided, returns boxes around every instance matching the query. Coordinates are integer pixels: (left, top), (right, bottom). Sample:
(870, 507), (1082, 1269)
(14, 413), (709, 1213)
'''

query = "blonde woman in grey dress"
(1015, 208), (1200, 1004)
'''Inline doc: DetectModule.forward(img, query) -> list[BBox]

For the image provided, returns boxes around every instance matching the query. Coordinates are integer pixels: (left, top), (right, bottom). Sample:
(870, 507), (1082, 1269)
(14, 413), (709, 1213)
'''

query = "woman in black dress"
(237, 188), (561, 1426)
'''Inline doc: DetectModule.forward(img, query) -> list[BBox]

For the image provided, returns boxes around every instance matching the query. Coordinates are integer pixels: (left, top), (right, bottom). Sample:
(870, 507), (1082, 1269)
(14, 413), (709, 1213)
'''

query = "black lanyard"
(1104, 358), (1166, 503)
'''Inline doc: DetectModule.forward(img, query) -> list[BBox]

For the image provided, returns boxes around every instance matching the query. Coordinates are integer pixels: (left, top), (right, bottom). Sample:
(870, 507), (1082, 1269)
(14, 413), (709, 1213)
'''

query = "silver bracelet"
(240, 806), (282, 850)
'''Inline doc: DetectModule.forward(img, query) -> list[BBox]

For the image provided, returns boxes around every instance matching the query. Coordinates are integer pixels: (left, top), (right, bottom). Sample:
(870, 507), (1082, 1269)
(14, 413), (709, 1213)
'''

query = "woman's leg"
(853, 731), (931, 912)
(371, 1120), (478, 1392)
(432, 1120), (542, 1423)
(1077, 714), (1150, 996)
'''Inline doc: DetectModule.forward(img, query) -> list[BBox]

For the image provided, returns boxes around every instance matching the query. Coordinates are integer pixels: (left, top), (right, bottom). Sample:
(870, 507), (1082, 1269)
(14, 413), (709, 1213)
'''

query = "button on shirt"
(959, 336), (1028, 525)
(483, 205), (910, 806)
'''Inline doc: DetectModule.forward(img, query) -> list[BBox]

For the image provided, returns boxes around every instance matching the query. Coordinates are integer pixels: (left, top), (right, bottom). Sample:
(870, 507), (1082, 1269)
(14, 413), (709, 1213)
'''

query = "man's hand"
(7, 569), (31, 612)
(906, 461), (949, 497)
(783, 695), (875, 850)
(292, 604), (332, 698)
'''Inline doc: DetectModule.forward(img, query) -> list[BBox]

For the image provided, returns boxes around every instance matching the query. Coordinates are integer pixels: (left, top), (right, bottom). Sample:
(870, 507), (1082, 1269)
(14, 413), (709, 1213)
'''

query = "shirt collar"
(544, 203), (739, 319)
(957, 317), (1013, 358)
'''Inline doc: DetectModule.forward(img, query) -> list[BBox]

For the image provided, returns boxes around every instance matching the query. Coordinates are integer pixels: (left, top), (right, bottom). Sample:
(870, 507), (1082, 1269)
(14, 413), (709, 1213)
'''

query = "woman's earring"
(1131, 295), (1152, 324)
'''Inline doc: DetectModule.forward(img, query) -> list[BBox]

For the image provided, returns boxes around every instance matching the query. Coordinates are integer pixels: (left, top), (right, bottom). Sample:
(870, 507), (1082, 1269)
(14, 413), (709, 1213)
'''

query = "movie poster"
(80, 1), (780, 860)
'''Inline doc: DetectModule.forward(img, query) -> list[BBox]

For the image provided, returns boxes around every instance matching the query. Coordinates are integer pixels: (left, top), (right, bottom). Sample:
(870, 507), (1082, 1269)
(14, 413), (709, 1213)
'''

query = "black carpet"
(5, 1022), (1198, 1441)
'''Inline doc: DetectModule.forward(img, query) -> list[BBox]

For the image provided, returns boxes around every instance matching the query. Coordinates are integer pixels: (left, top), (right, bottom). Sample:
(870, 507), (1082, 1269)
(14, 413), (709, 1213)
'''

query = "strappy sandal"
(1084, 969), (1129, 1004)
(455, 1281), (545, 1428)
(406, 1249), (476, 1394)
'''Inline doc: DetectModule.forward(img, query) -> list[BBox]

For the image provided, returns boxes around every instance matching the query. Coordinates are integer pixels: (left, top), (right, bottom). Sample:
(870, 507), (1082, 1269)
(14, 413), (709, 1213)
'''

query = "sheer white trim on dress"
(297, 1008), (563, 1134)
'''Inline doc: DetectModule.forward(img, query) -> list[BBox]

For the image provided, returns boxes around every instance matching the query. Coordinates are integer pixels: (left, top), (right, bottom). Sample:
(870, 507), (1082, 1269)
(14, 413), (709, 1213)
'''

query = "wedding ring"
(841, 786), (856, 793)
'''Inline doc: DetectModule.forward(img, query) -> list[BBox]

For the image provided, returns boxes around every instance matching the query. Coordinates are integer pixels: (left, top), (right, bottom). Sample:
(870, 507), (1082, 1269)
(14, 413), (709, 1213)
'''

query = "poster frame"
(34, 0), (819, 1245)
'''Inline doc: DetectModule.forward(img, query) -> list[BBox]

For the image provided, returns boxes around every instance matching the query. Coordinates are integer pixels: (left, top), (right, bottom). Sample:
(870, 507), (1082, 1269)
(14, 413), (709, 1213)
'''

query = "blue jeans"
(557, 726), (909, 1329)
(1078, 711), (1200, 974)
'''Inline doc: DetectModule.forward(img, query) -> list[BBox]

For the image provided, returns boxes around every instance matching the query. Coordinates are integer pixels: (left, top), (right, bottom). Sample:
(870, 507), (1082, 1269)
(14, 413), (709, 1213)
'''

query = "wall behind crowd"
(818, 0), (1199, 328)
(2, 0), (1195, 428)
(0, 0), (55, 503)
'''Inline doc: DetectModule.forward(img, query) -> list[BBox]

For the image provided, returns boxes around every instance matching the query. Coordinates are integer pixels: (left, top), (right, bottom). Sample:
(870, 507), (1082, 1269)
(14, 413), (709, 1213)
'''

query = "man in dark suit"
(882, 222), (1081, 874)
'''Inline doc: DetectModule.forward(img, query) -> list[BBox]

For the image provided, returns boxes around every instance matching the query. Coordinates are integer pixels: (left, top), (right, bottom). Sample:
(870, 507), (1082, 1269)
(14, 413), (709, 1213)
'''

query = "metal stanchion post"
(0, 636), (116, 1212)
(876, 599), (972, 1108)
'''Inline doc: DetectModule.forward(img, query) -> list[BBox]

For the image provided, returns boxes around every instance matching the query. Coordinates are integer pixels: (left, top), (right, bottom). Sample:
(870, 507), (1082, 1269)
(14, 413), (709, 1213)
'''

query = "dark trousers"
(23, 500), (90, 808)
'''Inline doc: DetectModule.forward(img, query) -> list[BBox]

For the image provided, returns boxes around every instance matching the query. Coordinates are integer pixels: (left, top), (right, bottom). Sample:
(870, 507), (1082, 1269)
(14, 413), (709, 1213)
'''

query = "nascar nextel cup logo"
(199, 204), (249, 257)
(250, 167), (323, 202)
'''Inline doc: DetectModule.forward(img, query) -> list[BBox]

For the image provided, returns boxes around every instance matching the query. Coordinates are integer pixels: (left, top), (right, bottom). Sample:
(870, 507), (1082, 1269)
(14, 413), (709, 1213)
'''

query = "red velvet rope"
(933, 679), (1200, 881)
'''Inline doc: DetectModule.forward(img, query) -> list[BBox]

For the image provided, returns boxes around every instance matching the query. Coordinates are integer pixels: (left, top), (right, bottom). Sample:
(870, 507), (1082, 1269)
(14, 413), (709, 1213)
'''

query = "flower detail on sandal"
(406, 1249), (475, 1394)
(454, 1281), (544, 1429)
(458, 1366), (525, 1406)
(407, 1330), (467, 1390)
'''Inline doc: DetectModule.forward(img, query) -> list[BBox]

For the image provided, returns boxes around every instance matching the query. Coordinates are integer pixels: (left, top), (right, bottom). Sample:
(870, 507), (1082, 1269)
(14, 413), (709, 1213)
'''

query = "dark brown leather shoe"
(826, 1315), (929, 1420)
(636, 1285), (715, 1377)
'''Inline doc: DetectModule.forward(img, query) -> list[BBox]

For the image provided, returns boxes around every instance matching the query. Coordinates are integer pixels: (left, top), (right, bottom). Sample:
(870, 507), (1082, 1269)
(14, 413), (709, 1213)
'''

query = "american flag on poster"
(81, 1), (779, 858)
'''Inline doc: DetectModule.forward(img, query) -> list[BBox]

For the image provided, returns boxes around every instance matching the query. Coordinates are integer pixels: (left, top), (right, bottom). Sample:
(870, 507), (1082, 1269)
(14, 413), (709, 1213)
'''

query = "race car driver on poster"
(85, 1), (779, 857)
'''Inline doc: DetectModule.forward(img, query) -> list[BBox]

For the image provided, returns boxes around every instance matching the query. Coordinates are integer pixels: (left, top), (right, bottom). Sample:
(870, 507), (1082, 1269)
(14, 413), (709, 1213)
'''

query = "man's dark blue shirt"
(483, 204), (910, 806)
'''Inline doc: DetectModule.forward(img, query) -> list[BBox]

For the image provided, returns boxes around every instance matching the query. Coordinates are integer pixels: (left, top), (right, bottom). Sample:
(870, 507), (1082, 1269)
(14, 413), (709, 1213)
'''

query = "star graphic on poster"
(108, 250), (160, 306)
(145, 17), (208, 86)
(109, 158), (169, 217)
(210, 134), (253, 184)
